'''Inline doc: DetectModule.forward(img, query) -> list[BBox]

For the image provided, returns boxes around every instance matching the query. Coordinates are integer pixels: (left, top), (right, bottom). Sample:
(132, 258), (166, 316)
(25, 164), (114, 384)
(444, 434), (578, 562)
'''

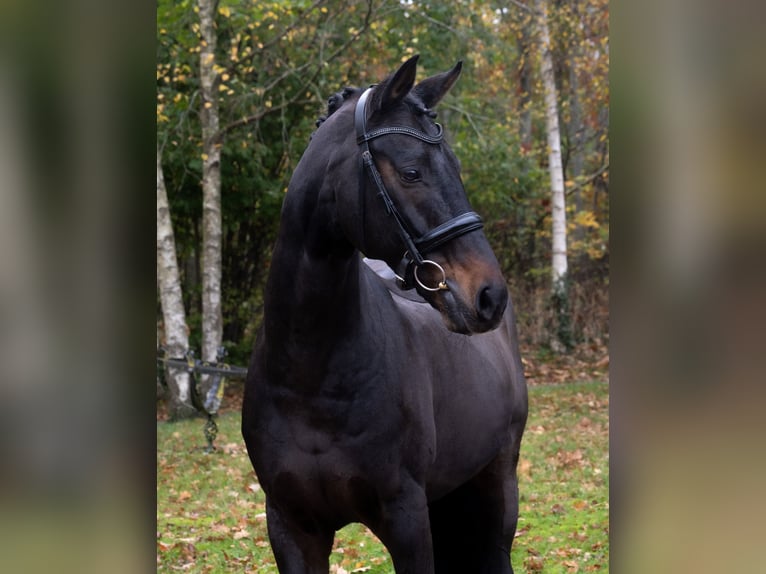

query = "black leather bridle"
(354, 87), (484, 291)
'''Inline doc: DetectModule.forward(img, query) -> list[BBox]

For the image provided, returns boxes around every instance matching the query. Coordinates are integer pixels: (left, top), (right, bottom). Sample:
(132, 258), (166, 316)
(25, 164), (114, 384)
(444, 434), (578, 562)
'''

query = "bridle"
(354, 87), (484, 292)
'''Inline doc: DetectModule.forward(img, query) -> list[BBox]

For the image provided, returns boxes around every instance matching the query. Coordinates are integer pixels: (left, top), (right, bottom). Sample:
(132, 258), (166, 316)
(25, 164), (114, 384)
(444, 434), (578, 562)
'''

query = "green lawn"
(157, 381), (608, 572)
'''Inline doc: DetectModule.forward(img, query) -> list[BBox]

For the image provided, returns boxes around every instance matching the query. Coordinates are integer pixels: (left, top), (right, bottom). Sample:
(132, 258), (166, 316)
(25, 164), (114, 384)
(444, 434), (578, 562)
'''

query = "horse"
(242, 55), (528, 574)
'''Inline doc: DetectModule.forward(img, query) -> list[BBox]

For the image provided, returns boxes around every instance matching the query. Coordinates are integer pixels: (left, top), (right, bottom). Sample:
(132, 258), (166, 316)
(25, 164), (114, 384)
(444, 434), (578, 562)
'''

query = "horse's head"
(321, 56), (508, 335)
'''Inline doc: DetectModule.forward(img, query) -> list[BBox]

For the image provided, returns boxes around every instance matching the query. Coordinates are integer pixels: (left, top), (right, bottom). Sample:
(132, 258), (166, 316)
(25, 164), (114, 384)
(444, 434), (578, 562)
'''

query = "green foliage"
(157, 0), (610, 359)
(157, 382), (608, 572)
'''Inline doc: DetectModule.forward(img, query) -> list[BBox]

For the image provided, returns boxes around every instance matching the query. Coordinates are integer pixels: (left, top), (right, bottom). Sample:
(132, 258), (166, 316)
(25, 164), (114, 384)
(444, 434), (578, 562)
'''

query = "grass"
(157, 381), (608, 572)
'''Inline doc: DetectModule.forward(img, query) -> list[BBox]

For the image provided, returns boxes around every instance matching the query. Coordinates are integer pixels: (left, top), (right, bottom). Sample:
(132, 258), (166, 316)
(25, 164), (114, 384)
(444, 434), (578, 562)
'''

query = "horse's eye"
(401, 168), (421, 183)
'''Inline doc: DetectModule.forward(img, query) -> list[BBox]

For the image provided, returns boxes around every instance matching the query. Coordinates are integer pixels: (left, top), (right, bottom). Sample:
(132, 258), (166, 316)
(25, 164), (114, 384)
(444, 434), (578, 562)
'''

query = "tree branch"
(507, 0), (538, 14)
(565, 162), (609, 196)
(441, 102), (487, 146)
(214, 0), (377, 142)
(214, 99), (314, 142)
(259, 0), (327, 53)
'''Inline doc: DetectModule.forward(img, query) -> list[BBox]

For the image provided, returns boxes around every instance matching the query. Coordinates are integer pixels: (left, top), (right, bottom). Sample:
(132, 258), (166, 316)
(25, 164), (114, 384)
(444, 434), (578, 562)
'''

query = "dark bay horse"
(242, 55), (527, 573)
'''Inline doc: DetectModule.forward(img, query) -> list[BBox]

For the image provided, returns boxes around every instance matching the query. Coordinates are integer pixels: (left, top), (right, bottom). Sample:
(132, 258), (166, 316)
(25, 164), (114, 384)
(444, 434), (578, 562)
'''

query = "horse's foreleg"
(373, 485), (435, 574)
(429, 430), (524, 574)
(265, 497), (334, 574)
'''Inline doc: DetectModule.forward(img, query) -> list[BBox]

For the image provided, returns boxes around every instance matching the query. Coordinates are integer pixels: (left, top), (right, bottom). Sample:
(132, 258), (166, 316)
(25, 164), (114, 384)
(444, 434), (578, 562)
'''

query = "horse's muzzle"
(435, 277), (508, 335)
(475, 280), (508, 328)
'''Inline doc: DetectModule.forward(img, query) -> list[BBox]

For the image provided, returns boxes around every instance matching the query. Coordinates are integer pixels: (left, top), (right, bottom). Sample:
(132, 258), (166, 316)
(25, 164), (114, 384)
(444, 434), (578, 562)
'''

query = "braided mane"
(315, 87), (359, 128)
(312, 83), (438, 138)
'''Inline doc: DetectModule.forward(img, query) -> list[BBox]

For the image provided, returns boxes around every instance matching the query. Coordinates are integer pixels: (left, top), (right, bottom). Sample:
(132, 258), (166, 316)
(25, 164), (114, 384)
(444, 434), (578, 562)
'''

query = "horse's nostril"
(476, 283), (508, 324)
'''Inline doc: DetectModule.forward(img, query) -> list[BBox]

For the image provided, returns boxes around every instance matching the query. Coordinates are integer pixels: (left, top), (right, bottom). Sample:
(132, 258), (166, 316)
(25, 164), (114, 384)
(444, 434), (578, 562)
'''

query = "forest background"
(156, 0), (609, 417)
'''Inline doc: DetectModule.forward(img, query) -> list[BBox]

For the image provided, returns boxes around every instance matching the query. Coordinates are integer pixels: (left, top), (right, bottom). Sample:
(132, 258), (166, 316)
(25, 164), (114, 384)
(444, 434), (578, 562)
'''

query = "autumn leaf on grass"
(233, 528), (250, 540)
(518, 458), (533, 478)
(556, 449), (584, 469)
(573, 499), (589, 510)
(523, 555), (544, 573)
(177, 490), (192, 502)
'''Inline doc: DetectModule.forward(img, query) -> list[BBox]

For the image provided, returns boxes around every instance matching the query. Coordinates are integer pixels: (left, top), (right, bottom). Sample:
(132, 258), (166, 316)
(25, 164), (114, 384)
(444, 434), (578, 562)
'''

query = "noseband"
(354, 87), (484, 291)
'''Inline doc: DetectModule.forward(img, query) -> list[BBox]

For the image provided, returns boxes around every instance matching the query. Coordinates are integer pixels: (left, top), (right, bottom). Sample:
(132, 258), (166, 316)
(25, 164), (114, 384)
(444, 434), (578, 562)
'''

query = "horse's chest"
(254, 362), (416, 450)
(253, 385), (420, 524)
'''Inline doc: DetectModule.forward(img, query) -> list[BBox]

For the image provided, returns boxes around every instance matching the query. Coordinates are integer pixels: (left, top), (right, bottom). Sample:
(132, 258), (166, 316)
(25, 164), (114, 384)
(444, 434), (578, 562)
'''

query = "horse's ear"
(413, 60), (463, 109)
(375, 54), (420, 111)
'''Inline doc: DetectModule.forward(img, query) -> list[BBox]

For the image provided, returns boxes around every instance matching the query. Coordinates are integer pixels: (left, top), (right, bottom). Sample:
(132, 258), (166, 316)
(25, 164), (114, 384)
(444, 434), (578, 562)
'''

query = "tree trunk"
(567, 52), (586, 244)
(198, 0), (223, 377)
(535, 0), (572, 352)
(517, 23), (534, 154)
(157, 146), (195, 419)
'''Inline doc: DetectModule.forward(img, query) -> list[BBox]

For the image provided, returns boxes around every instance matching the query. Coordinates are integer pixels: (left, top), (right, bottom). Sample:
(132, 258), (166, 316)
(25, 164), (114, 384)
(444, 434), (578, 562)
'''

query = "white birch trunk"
(157, 146), (193, 416)
(535, 0), (571, 351)
(197, 0), (223, 372)
(535, 0), (568, 289)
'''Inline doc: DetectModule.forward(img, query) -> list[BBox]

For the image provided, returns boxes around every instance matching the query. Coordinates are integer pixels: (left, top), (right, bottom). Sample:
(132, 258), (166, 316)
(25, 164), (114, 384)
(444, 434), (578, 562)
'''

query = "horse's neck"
(261, 197), (361, 379)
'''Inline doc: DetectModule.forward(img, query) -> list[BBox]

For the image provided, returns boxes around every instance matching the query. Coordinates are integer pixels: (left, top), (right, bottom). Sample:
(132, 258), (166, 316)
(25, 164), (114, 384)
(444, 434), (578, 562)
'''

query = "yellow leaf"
(204, 101), (212, 109)
(201, 153), (208, 161)
(574, 210), (600, 230)
(218, 5), (231, 18)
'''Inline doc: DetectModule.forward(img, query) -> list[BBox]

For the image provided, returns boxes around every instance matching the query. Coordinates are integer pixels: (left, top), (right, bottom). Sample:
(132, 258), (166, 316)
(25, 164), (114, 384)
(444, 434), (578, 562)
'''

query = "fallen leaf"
(523, 555), (544, 573)
(233, 529), (250, 540)
(563, 559), (580, 572)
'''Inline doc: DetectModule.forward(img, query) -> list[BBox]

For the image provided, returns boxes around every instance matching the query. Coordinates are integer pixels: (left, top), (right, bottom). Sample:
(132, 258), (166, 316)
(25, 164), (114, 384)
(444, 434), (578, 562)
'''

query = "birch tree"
(197, 0), (223, 376)
(534, 0), (572, 351)
(157, 146), (194, 419)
